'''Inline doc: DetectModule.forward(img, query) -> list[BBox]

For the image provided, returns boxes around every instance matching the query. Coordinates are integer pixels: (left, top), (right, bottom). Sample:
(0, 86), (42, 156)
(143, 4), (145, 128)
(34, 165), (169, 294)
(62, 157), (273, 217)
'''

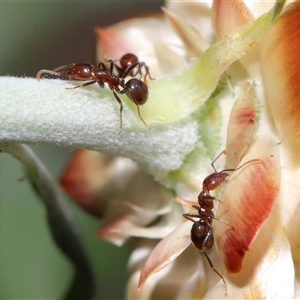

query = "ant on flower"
(179, 150), (261, 294)
(36, 53), (153, 128)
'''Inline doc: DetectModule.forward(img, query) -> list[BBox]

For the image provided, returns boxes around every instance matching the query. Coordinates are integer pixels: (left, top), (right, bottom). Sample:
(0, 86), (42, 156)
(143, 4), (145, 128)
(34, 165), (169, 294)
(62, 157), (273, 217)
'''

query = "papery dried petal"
(138, 221), (192, 290)
(261, 2), (300, 167)
(206, 211), (294, 299)
(225, 82), (256, 167)
(60, 149), (138, 216)
(216, 135), (281, 273)
(153, 43), (187, 74)
(162, 7), (208, 58)
(165, 1), (214, 43)
(128, 240), (206, 299)
(97, 171), (173, 245)
(212, 0), (254, 39)
(99, 209), (181, 243)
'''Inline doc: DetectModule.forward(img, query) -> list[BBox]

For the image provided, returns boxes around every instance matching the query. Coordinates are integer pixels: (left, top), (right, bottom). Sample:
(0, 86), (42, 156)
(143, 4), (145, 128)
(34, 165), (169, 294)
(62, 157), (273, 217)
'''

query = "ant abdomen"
(123, 78), (148, 105)
(191, 220), (214, 251)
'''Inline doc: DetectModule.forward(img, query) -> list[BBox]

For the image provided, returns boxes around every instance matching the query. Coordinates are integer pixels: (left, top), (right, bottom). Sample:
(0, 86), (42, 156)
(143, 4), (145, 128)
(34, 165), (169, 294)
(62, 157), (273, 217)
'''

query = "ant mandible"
(36, 54), (151, 129)
(108, 53), (154, 83)
(183, 150), (261, 294)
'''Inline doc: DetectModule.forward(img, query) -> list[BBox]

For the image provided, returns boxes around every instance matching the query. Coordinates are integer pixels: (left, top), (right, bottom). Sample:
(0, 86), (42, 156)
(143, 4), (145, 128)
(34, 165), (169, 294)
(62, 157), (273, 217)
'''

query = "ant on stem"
(36, 53), (152, 129)
(182, 150), (261, 294)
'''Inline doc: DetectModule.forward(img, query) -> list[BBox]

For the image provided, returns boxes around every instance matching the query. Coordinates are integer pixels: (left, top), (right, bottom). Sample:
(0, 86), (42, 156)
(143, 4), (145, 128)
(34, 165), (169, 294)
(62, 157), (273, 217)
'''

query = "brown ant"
(36, 56), (150, 129)
(183, 150), (261, 294)
(108, 53), (154, 83)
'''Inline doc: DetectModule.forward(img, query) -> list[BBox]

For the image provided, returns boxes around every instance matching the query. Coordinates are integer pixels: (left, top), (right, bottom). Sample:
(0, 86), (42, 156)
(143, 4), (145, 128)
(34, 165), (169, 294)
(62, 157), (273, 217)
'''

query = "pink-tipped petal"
(216, 135), (281, 273)
(226, 82), (256, 167)
(261, 2), (300, 167)
(206, 211), (294, 298)
(212, 0), (254, 39)
(60, 150), (138, 217)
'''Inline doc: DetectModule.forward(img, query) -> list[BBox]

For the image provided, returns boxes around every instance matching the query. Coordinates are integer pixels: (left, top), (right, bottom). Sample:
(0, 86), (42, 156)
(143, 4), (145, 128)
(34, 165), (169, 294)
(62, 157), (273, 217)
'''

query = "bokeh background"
(0, 1), (163, 299)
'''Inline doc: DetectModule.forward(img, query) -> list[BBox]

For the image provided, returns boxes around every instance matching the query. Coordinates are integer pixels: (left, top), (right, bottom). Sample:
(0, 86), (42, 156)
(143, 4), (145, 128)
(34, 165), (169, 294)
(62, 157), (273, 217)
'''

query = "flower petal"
(283, 168), (300, 259)
(212, 0), (254, 39)
(127, 240), (206, 299)
(225, 82), (256, 167)
(206, 211), (294, 298)
(94, 14), (183, 77)
(216, 134), (281, 273)
(295, 261), (300, 299)
(108, 209), (182, 239)
(138, 221), (192, 290)
(97, 171), (173, 245)
(165, 1), (214, 43)
(261, 2), (300, 167)
(162, 7), (208, 58)
(60, 149), (138, 217)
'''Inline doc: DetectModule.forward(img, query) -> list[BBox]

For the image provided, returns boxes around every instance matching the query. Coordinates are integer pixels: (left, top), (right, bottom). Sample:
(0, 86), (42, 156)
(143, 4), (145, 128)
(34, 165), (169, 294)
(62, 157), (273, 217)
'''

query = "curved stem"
(0, 142), (99, 300)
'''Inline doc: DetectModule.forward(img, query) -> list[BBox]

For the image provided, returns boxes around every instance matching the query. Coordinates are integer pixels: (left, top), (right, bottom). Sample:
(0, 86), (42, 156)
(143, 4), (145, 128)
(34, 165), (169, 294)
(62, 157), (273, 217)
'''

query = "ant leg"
(121, 62), (139, 81)
(120, 87), (149, 128)
(211, 150), (227, 172)
(66, 80), (96, 90)
(203, 251), (227, 296)
(183, 212), (199, 223)
(134, 102), (149, 128)
(220, 158), (262, 174)
(141, 62), (154, 82)
(112, 91), (123, 129)
(198, 209), (234, 229)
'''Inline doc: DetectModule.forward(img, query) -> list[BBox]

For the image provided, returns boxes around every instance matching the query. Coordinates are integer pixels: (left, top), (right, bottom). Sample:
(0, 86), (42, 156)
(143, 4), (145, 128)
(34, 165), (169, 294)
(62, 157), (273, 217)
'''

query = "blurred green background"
(0, 1), (163, 299)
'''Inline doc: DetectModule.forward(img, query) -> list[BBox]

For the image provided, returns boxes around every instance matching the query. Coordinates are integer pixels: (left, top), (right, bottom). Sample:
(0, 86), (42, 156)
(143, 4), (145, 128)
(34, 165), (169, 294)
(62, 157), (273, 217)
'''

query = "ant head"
(65, 63), (93, 80)
(120, 53), (138, 68)
(202, 172), (229, 192)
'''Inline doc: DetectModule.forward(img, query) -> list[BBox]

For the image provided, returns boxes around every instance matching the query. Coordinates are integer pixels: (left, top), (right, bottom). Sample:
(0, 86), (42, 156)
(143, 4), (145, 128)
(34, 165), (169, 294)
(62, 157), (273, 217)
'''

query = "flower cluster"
(59, 1), (300, 299)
